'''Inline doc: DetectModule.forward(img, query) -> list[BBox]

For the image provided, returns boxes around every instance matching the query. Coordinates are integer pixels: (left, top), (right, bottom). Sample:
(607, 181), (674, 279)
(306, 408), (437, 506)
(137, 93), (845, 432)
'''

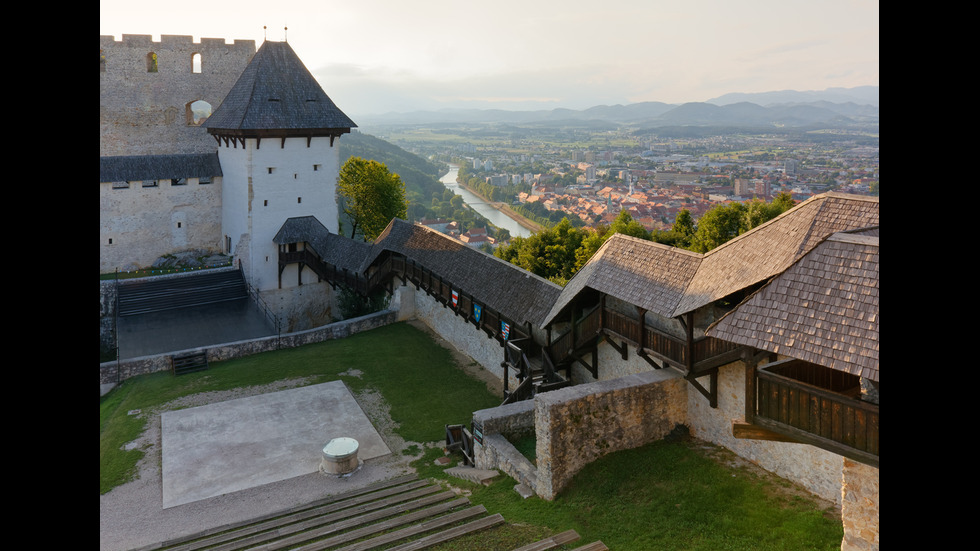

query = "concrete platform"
(160, 381), (391, 508)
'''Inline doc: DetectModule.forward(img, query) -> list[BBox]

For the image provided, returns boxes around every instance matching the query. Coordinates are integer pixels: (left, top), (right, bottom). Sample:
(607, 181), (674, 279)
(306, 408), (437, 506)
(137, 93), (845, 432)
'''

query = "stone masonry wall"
(534, 369), (688, 499)
(841, 459), (879, 551)
(100, 309), (396, 385)
(411, 285), (514, 386)
(473, 400), (538, 491)
(100, 178), (224, 272)
(100, 34), (255, 156)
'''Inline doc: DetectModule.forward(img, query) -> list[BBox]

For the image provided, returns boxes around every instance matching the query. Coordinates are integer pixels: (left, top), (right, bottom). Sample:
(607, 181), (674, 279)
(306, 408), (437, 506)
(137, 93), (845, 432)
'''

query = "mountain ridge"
(357, 87), (878, 129)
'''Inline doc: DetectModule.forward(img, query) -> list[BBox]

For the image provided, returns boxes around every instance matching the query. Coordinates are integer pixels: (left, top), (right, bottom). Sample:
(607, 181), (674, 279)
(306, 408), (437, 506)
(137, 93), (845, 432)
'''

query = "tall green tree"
(338, 157), (408, 241)
(688, 193), (796, 253)
(495, 218), (585, 285)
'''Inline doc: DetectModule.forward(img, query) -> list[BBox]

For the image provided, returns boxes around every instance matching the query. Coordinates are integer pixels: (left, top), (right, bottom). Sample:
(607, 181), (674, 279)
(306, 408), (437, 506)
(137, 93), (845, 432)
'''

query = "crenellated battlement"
(100, 34), (256, 52)
(101, 34), (256, 157)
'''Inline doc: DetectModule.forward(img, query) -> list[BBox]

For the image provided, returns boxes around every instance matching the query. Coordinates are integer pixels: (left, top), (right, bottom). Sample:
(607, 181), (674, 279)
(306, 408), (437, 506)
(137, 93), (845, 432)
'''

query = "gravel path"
(100, 321), (501, 551)
(99, 378), (426, 551)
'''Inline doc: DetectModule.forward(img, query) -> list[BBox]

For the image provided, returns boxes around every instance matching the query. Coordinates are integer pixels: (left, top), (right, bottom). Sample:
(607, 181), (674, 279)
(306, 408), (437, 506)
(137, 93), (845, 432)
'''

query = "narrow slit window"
(191, 52), (202, 73)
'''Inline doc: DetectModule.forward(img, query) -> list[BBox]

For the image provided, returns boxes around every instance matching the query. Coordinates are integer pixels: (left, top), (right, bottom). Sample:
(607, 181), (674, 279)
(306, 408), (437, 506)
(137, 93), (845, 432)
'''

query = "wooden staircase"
(502, 340), (572, 405)
(131, 475), (606, 551)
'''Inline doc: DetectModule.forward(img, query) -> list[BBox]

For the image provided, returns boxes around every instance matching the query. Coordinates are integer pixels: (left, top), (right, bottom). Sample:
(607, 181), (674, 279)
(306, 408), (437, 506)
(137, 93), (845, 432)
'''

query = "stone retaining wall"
(841, 459), (879, 551)
(99, 310), (397, 385)
(535, 369), (687, 499)
(473, 368), (687, 501)
(473, 400), (538, 490)
(410, 283), (513, 386)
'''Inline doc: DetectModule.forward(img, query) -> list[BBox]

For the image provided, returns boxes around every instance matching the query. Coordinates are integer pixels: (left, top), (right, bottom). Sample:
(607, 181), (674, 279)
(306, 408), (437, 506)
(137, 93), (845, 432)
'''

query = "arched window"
(191, 53), (202, 74)
(186, 100), (212, 126)
(146, 52), (158, 72)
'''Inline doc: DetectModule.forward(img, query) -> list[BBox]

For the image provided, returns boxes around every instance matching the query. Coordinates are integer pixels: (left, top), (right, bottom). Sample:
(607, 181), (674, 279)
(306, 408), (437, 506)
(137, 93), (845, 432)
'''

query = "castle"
(100, 35), (878, 550)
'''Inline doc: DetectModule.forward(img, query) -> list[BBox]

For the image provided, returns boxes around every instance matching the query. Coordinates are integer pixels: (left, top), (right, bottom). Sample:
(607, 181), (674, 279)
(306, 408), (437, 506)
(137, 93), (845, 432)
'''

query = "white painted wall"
(100, 177), (223, 272)
(219, 135), (341, 291)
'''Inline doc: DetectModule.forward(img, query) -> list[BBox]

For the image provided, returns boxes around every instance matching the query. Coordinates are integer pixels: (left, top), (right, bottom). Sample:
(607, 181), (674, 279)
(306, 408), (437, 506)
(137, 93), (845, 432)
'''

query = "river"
(438, 165), (534, 238)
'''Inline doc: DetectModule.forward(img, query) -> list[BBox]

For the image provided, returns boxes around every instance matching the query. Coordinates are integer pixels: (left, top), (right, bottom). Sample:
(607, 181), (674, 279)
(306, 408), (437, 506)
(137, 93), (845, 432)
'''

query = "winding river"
(438, 165), (534, 238)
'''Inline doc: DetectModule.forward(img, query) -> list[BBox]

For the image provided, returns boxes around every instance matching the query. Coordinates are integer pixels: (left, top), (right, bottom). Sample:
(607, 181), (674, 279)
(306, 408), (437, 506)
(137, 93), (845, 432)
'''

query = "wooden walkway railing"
(755, 359), (879, 466)
(549, 304), (740, 372)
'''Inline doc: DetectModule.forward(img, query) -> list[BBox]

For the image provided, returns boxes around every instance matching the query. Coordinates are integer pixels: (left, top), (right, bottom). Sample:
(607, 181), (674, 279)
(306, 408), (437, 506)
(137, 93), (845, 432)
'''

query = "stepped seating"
(118, 269), (249, 316)
(134, 474), (605, 551)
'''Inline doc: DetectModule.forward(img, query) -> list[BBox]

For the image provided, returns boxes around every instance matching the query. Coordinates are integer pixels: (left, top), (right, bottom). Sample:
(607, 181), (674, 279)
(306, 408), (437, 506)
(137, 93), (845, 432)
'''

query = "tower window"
(297, 197), (302, 203)
(146, 52), (158, 72)
(267, 167), (275, 174)
(187, 100), (212, 126)
(191, 52), (202, 74)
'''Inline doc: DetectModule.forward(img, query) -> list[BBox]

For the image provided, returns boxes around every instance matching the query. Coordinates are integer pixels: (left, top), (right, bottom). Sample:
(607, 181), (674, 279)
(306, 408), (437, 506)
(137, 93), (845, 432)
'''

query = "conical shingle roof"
(203, 41), (356, 134)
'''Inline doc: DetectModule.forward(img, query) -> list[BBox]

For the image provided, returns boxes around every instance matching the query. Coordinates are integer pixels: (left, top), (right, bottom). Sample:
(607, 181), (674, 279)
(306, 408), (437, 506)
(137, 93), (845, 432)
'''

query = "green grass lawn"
(100, 321), (842, 550)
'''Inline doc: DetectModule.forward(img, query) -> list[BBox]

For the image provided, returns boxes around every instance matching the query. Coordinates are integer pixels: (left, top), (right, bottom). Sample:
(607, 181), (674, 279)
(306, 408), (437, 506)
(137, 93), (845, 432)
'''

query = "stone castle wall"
(100, 177), (224, 272)
(100, 34), (255, 156)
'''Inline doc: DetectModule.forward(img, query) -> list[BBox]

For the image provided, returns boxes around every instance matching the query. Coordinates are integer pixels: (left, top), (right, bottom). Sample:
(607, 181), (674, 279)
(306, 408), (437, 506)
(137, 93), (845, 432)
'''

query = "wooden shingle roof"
(203, 41), (355, 134)
(366, 219), (563, 328)
(545, 192), (879, 325)
(100, 153), (222, 183)
(706, 229), (879, 380)
(679, 192), (879, 315)
(274, 216), (370, 273)
(543, 234), (702, 325)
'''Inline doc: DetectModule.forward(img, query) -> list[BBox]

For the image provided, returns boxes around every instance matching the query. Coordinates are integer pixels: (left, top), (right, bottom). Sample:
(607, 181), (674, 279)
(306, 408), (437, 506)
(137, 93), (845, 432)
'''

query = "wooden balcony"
(754, 359), (878, 467)
(549, 303), (740, 374)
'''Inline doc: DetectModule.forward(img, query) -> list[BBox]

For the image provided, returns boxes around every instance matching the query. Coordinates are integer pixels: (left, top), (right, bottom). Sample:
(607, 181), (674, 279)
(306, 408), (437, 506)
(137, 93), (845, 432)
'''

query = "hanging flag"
(501, 321), (511, 340)
(452, 290), (459, 308)
(473, 304), (482, 322)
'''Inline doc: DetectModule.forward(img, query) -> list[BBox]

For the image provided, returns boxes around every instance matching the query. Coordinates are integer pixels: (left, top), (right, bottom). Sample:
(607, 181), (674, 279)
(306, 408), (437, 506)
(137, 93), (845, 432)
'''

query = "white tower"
(203, 41), (356, 292)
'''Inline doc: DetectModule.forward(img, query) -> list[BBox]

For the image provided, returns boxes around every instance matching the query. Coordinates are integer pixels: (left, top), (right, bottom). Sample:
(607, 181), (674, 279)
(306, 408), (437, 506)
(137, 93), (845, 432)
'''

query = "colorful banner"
(501, 321), (511, 340)
(452, 290), (459, 308)
(474, 304), (482, 322)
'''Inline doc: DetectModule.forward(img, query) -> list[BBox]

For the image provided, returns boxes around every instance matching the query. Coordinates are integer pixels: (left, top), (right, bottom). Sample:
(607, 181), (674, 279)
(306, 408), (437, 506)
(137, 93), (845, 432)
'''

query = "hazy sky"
(100, 0), (878, 117)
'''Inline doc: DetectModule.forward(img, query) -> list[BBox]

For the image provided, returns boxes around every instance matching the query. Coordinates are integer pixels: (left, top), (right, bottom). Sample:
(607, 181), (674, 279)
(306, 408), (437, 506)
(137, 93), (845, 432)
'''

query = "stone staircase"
(131, 474), (606, 551)
(117, 268), (249, 316)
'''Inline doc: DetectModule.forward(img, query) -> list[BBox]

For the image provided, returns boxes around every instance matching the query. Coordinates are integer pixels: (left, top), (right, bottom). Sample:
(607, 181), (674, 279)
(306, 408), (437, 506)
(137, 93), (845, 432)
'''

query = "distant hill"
(706, 86), (879, 107)
(357, 87), (877, 130)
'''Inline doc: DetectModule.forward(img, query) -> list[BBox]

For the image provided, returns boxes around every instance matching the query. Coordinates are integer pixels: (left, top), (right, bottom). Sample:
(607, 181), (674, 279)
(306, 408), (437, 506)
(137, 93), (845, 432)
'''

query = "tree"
(673, 209), (695, 237)
(338, 157), (408, 241)
(494, 218), (585, 285)
(688, 194), (796, 253)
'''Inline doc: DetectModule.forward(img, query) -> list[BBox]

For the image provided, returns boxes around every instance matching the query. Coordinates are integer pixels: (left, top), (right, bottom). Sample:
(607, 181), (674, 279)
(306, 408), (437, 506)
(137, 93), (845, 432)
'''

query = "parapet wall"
(99, 309), (396, 385)
(841, 459), (879, 551)
(474, 368), (688, 501)
(534, 369), (687, 499)
(100, 34), (255, 156)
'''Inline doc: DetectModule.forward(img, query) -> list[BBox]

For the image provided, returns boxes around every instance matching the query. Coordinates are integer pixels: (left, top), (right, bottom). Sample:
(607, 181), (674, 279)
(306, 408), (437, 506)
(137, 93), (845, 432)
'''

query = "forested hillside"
(339, 131), (510, 242)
